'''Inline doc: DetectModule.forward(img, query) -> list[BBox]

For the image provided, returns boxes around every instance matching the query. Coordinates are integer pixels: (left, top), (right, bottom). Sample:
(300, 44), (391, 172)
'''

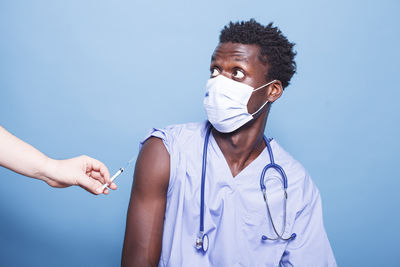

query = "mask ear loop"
(253, 79), (277, 92)
(250, 80), (277, 116)
(251, 100), (269, 116)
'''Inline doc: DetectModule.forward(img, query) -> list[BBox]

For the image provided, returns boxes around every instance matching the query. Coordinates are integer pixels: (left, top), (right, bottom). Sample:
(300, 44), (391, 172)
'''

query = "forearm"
(121, 254), (159, 267)
(122, 195), (164, 267)
(0, 125), (53, 180)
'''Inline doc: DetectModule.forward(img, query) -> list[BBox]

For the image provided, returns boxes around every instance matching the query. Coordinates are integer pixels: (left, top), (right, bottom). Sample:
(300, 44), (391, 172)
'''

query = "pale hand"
(42, 155), (117, 195)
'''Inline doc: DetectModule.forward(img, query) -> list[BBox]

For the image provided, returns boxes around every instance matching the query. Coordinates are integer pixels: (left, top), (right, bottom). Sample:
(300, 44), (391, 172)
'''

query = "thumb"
(76, 173), (104, 195)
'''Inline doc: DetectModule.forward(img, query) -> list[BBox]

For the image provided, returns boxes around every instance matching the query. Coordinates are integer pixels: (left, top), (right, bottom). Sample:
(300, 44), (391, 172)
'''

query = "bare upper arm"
(122, 137), (170, 267)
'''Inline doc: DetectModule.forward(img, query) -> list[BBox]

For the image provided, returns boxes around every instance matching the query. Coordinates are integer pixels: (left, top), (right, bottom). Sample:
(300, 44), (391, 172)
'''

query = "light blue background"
(1, 0), (399, 266)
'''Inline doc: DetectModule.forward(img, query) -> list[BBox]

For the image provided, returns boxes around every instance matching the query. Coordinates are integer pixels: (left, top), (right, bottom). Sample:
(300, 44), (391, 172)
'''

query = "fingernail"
(96, 188), (103, 194)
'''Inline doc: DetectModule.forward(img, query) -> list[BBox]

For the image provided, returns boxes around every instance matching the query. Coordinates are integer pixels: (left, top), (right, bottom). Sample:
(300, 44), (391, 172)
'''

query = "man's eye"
(210, 68), (220, 77)
(233, 69), (245, 79)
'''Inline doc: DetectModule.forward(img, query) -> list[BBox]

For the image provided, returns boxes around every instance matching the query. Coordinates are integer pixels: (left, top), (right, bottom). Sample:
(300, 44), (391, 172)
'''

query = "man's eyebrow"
(210, 55), (249, 63)
(233, 56), (248, 62)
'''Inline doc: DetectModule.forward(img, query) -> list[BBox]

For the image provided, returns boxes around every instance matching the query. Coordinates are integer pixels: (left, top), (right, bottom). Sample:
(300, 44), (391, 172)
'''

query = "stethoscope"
(195, 125), (297, 252)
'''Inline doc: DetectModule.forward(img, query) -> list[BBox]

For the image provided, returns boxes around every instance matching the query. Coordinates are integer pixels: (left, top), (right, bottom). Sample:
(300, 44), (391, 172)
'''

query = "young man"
(122, 19), (336, 266)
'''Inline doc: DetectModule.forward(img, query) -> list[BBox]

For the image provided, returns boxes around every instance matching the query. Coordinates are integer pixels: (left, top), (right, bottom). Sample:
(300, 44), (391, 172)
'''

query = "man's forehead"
(211, 42), (261, 62)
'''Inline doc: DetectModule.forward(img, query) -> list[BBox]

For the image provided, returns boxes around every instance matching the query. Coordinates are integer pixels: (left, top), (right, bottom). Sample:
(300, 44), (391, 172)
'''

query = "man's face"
(209, 42), (272, 114)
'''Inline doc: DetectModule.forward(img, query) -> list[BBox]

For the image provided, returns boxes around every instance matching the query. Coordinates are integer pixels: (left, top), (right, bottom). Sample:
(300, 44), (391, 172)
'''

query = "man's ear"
(267, 80), (283, 103)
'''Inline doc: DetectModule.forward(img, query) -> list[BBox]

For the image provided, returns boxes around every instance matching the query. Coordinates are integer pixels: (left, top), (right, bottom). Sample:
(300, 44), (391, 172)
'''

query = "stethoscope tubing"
(200, 125), (212, 234)
(197, 124), (295, 252)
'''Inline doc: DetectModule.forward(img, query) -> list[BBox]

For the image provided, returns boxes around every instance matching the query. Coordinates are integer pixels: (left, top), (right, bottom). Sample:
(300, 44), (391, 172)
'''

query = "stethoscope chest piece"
(196, 232), (209, 252)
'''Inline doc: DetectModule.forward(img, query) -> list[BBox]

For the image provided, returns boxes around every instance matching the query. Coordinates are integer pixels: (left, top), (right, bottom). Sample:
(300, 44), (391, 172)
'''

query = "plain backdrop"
(1, 0), (399, 266)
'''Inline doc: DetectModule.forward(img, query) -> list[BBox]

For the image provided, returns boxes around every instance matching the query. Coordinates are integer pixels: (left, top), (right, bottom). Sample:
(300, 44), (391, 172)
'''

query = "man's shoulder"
(271, 139), (321, 208)
(269, 139), (304, 169)
(163, 121), (208, 137)
(142, 121), (208, 151)
(270, 139), (313, 187)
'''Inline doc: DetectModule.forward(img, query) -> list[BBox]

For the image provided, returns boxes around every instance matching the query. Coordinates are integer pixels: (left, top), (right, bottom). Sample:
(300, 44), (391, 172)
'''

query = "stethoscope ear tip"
(261, 233), (296, 242)
(290, 233), (297, 240)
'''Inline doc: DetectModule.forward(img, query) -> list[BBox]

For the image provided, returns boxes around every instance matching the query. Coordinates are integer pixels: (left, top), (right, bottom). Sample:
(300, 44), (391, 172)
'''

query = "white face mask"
(203, 75), (276, 133)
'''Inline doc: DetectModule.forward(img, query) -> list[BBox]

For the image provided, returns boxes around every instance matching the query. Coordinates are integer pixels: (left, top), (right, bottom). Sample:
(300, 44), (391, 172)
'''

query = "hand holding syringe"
(100, 157), (135, 191)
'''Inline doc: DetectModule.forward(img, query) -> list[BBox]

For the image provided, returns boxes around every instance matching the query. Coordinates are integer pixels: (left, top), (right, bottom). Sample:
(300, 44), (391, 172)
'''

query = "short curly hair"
(219, 19), (296, 89)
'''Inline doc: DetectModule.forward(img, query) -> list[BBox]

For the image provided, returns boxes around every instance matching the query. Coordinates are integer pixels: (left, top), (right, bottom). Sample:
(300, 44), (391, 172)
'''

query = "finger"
(108, 182), (118, 190)
(99, 164), (111, 184)
(76, 174), (104, 195)
(87, 170), (106, 185)
(84, 156), (111, 184)
(89, 172), (117, 191)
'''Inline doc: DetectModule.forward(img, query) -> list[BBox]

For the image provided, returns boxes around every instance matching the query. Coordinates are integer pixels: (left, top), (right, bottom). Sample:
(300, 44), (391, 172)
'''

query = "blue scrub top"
(142, 121), (336, 267)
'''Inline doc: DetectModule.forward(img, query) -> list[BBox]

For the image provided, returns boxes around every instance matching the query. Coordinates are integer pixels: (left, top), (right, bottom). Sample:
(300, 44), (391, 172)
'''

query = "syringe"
(100, 157), (135, 191)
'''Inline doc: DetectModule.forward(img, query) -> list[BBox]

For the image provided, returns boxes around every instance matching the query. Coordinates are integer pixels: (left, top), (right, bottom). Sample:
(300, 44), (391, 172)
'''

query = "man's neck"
(212, 111), (268, 177)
